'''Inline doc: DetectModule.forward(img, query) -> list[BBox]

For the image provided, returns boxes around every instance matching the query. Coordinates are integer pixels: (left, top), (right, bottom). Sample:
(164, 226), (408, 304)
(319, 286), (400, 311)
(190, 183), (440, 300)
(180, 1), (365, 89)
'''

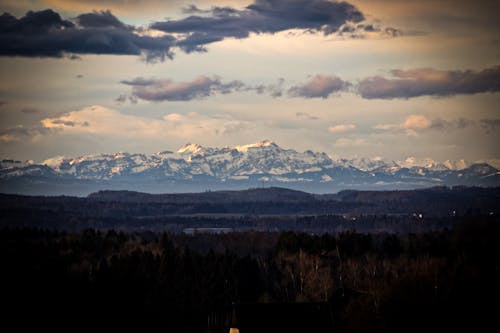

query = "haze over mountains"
(1, 141), (498, 196)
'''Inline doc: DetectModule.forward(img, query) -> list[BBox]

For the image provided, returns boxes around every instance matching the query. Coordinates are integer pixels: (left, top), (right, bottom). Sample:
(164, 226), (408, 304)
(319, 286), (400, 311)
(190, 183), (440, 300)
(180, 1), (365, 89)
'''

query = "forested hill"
(87, 187), (315, 203)
(85, 186), (500, 216)
(0, 186), (498, 232)
(88, 185), (500, 207)
(1, 186), (498, 216)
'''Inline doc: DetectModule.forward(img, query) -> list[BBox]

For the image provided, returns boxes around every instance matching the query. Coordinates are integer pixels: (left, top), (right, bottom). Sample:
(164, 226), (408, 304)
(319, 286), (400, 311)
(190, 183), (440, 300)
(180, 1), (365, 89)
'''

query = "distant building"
(208, 302), (335, 333)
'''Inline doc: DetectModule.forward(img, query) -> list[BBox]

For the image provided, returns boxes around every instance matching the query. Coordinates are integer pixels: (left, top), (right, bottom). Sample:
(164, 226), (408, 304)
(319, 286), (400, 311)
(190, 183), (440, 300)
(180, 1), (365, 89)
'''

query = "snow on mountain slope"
(443, 159), (469, 170)
(234, 140), (276, 152)
(1, 142), (498, 192)
(19, 141), (336, 180)
(336, 156), (396, 172)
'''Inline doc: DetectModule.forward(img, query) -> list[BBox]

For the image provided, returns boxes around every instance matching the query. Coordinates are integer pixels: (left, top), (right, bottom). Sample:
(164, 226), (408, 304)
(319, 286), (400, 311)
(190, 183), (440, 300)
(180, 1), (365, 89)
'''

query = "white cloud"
(373, 123), (398, 131)
(402, 114), (431, 136)
(328, 124), (356, 134)
(402, 114), (431, 130)
(40, 105), (252, 140)
(374, 114), (432, 136)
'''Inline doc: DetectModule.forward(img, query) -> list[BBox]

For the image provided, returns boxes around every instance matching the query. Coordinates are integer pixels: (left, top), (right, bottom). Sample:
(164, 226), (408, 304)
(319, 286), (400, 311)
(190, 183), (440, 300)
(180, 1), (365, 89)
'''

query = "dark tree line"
(0, 206), (485, 233)
(1, 186), (498, 220)
(1, 215), (499, 332)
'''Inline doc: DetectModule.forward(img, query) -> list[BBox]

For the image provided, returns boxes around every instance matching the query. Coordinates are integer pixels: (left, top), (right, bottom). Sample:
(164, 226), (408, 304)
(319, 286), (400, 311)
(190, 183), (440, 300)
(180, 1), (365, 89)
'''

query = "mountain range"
(1, 140), (498, 195)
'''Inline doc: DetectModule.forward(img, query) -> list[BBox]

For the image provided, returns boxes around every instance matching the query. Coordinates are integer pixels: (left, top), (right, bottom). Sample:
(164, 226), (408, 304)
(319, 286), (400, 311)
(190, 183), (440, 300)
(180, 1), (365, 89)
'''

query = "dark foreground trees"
(1, 216), (498, 332)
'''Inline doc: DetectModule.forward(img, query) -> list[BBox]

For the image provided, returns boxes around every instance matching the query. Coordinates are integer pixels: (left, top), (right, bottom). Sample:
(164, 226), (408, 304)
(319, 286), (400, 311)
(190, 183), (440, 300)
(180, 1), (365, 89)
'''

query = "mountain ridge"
(1, 141), (499, 195)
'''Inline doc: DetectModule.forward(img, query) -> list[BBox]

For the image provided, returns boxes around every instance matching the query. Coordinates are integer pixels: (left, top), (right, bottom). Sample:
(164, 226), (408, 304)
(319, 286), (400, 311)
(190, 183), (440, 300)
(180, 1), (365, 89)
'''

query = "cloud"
(0, 125), (55, 142)
(253, 78), (285, 98)
(115, 93), (137, 104)
(336, 22), (402, 39)
(403, 115), (432, 131)
(0, 9), (176, 61)
(1, 2), (400, 60)
(288, 74), (350, 98)
(38, 105), (252, 140)
(372, 123), (398, 131)
(480, 118), (500, 134)
(328, 124), (356, 134)
(50, 119), (76, 126)
(121, 76), (246, 101)
(24, 0), (194, 18)
(39, 115), (90, 129)
(119, 65), (500, 102)
(120, 74), (353, 102)
(296, 112), (319, 120)
(429, 118), (475, 130)
(152, 0), (365, 52)
(375, 115), (477, 136)
(75, 9), (131, 30)
(358, 66), (500, 99)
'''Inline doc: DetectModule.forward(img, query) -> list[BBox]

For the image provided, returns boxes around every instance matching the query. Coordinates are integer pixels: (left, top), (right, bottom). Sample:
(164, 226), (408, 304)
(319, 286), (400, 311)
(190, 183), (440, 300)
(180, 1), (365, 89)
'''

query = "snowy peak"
(443, 159), (469, 170)
(1, 142), (499, 192)
(177, 143), (204, 155)
(398, 156), (437, 169)
(336, 156), (393, 172)
(234, 140), (277, 152)
(397, 156), (465, 171)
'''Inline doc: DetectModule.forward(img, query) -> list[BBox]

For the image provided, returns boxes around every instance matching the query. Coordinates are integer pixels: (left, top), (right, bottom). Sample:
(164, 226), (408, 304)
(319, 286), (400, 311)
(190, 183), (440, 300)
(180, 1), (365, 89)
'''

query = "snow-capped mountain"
(34, 140), (335, 180)
(1, 141), (498, 195)
(334, 156), (391, 172)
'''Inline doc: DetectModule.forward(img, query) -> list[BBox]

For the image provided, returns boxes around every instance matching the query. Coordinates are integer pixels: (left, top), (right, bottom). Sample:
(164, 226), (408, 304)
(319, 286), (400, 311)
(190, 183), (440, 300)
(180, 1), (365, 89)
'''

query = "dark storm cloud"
(75, 10), (131, 30)
(152, 0), (365, 51)
(175, 32), (227, 53)
(0, 9), (74, 32)
(357, 66), (500, 99)
(0, 9), (176, 61)
(0, 2), (380, 60)
(122, 76), (246, 101)
(288, 74), (350, 98)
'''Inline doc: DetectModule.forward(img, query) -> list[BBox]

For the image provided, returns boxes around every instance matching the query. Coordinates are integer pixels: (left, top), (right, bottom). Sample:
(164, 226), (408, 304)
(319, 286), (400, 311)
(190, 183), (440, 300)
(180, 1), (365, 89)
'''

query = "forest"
(1, 186), (498, 233)
(1, 187), (499, 331)
(1, 215), (498, 332)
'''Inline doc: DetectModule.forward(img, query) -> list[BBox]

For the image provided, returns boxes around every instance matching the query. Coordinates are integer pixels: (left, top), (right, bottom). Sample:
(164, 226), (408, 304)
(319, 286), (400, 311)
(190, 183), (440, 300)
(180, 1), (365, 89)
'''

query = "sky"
(0, 0), (499, 163)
